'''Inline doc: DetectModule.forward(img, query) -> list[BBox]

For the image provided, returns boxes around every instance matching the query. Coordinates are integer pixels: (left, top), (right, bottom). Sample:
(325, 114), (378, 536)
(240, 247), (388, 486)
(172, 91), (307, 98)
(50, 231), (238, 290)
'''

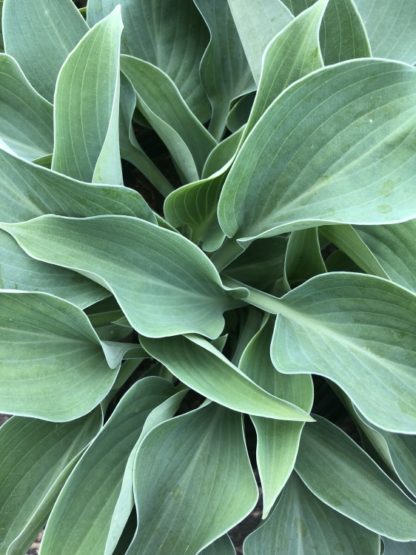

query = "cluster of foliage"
(0, 0), (416, 553)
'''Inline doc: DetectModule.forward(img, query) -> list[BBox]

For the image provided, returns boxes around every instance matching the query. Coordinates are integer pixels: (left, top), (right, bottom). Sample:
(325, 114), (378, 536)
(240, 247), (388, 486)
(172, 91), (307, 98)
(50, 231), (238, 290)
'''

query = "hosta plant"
(0, 0), (416, 553)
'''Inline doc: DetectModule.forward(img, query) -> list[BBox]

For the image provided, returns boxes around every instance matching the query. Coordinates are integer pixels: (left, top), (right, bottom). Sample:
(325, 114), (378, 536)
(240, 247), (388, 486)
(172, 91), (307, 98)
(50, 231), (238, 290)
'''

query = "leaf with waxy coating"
(0, 411), (101, 555)
(227, 0), (293, 84)
(239, 319), (313, 517)
(52, 8), (123, 184)
(87, 0), (210, 120)
(2, 0), (87, 101)
(121, 55), (216, 183)
(0, 148), (154, 224)
(282, 0), (316, 15)
(296, 417), (416, 540)
(218, 60), (416, 242)
(243, 473), (380, 555)
(194, 0), (254, 139)
(0, 54), (53, 160)
(127, 403), (258, 554)
(319, 0), (370, 64)
(202, 535), (236, 554)
(141, 334), (312, 422)
(1, 215), (234, 339)
(383, 538), (416, 555)
(239, 272), (416, 433)
(0, 232), (107, 309)
(284, 228), (326, 287)
(355, 220), (416, 294)
(40, 378), (177, 555)
(355, 0), (416, 64)
(0, 291), (117, 421)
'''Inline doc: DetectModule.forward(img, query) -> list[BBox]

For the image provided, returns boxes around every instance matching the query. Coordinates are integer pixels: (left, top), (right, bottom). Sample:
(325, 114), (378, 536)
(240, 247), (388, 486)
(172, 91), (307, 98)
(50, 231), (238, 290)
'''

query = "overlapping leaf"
(0, 411), (101, 555)
(127, 404), (258, 554)
(1, 215), (234, 339)
(219, 59), (416, 241)
(0, 291), (117, 421)
(2, 0), (87, 101)
(52, 8), (123, 184)
(141, 334), (312, 422)
(296, 417), (416, 540)
(0, 54), (53, 160)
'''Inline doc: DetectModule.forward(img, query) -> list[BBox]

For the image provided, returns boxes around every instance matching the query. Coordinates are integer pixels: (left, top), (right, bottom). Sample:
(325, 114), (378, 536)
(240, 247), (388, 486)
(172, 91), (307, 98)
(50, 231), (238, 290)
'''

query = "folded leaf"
(0, 291), (117, 421)
(202, 535), (236, 554)
(2, 0), (87, 100)
(2, 215), (233, 339)
(356, 220), (416, 293)
(258, 272), (416, 433)
(127, 403), (258, 554)
(40, 378), (176, 555)
(121, 55), (216, 182)
(296, 417), (416, 540)
(244, 473), (380, 554)
(141, 334), (312, 422)
(0, 54), (53, 160)
(0, 148), (153, 224)
(239, 319), (313, 517)
(282, 0), (316, 15)
(355, 0), (416, 64)
(52, 8), (123, 184)
(284, 228), (326, 287)
(87, 0), (210, 120)
(194, 0), (255, 139)
(0, 411), (101, 555)
(0, 231), (107, 308)
(219, 59), (416, 241)
(320, 0), (370, 64)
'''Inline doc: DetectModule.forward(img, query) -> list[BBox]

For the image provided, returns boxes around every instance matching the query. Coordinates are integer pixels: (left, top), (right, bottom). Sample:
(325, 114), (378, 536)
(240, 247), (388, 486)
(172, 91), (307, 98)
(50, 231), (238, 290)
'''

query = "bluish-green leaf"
(87, 0), (210, 120)
(52, 8), (123, 184)
(141, 334), (312, 422)
(0, 54), (53, 159)
(194, 0), (255, 139)
(127, 404), (258, 554)
(239, 319), (314, 516)
(40, 378), (176, 555)
(296, 417), (416, 540)
(2, 0), (87, 101)
(0, 291), (117, 421)
(218, 60), (416, 241)
(244, 473), (380, 554)
(0, 411), (101, 555)
(2, 215), (233, 339)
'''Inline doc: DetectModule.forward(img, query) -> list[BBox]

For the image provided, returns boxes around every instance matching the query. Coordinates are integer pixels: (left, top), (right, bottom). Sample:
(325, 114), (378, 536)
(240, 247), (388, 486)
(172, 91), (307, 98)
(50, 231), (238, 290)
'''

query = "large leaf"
(52, 8), (123, 184)
(121, 55), (216, 182)
(227, 0), (293, 84)
(356, 221), (416, 293)
(238, 272), (416, 433)
(218, 59), (416, 242)
(0, 54), (53, 160)
(243, 474), (380, 554)
(141, 334), (312, 422)
(320, 0), (370, 64)
(40, 378), (176, 555)
(239, 319), (313, 517)
(87, 0), (210, 120)
(0, 411), (101, 555)
(296, 417), (416, 540)
(0, 231), (106, 309)
(2, 0), (87, 101)
(126, 403), (258, 554)
(243, 0), (326, 139)
(355, 0), (416, 64)
(0, 148), (154, 224)
(0, 291), (117, 421)
(194, 0), (254, 139)
(2, 215), (233, 339)
(105, 389), (187, 555)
